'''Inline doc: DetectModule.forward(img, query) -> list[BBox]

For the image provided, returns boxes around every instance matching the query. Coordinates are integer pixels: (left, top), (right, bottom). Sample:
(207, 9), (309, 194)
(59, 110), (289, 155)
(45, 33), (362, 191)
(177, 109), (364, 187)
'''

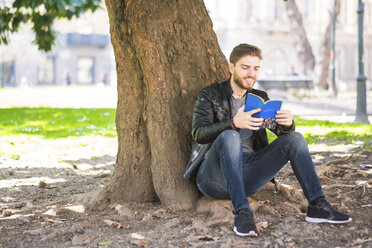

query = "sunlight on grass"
(0, 108), (370, 148)
(0, 108), (116, 139)
(268, 117), (371, 149)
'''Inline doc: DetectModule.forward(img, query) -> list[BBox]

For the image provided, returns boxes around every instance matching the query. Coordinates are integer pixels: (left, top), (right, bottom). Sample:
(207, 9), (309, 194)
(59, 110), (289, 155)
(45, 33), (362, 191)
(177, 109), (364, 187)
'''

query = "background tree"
(284, 0), (341, 94)
(283, 0), (315, 75)
(0, 0), (101, 51)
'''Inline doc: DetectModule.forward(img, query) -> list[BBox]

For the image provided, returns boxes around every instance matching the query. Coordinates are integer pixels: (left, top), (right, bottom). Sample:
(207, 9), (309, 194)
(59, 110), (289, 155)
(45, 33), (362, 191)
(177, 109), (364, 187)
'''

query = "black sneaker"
(305, 197), (352, 224)
(233, 208), (258, 237)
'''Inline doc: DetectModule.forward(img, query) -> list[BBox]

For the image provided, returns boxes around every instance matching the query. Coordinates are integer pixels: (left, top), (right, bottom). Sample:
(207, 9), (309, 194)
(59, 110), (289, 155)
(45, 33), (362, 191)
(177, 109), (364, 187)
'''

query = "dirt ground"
(0, 87), (371, 247)
(0, 134), (371, 248)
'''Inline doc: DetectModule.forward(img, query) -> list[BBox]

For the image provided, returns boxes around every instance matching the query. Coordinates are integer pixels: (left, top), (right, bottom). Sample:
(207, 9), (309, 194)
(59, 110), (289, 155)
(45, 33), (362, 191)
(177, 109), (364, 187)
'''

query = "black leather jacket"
(184, 79), (295, 181)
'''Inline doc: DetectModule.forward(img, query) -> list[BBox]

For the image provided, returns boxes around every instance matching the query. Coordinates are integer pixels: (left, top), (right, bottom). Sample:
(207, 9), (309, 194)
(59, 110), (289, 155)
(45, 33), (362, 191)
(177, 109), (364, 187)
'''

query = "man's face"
(229, 55), (261, 90)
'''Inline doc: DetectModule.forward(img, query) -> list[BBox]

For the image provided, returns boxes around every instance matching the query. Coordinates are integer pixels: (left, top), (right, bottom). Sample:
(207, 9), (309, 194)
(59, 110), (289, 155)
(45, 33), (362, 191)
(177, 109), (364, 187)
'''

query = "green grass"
(0, 108), (116, 139)
(0, 108), (370, 149)
(268, 117), (372, 148)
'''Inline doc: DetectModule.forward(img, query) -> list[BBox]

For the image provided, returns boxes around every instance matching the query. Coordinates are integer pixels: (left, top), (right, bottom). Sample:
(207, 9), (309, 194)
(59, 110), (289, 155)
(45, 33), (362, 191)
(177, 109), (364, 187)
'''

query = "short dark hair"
(229, 43), (262, 65)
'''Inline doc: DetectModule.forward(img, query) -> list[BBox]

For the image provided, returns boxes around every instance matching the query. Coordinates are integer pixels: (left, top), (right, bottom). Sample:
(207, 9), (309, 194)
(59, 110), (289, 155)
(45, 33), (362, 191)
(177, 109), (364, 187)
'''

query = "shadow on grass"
(0, 107), (117, 139)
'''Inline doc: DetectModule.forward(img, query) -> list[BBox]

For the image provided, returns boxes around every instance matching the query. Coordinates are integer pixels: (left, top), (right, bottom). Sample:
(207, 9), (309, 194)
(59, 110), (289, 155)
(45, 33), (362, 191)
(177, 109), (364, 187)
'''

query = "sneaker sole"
(305, 216), (352, 224)
(233, 226), (258, 237)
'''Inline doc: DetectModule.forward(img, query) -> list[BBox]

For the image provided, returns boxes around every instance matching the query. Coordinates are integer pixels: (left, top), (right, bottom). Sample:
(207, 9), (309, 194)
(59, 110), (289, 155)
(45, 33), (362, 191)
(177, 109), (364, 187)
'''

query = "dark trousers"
(196, 130), (324, 212)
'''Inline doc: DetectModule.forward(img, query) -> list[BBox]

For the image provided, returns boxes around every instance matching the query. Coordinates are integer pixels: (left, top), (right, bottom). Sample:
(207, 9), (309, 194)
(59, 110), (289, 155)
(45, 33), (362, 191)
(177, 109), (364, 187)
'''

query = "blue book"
(244, 93), (282, 118)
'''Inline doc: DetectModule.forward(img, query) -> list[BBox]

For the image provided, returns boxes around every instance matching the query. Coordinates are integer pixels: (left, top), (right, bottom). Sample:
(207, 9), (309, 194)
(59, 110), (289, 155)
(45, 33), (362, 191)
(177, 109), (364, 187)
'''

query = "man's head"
(229, 43), (262, 91)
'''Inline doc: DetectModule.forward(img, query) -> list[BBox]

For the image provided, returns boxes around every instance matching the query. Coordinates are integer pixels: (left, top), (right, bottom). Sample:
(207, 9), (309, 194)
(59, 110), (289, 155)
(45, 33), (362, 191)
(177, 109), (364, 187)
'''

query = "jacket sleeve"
(191, 89), (232, 144)
(273, 121), (295, 135)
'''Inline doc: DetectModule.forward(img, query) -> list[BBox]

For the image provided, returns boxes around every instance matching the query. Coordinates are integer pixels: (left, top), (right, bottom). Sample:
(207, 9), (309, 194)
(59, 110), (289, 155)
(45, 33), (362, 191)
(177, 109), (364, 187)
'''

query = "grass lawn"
(0, 108), (116, 138)
(0, 107), (370, 149)
(268, 117), (372, 149)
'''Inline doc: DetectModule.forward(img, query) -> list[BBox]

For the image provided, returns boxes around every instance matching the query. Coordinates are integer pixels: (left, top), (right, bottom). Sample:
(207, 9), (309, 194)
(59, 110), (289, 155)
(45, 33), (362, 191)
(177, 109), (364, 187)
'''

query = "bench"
(257, 76), (313, 90)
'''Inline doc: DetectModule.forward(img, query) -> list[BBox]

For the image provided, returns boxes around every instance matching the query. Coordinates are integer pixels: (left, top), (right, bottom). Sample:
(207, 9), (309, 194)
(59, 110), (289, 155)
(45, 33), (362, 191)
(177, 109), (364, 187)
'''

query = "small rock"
(115, 205), (135, 219)
(360, 164), (372, 169)
(23, 228), (43, 235)
(13, 202), (26, 209)
(287, 243), (296, 248)
(8, 171), (14, 176)
(75, 229), (85, 234)
(341, 233), (351, 243)
(164, 218), (180, 229)
(39, 181), (47, 188)
(296, 233), (306, 244)
(275, 238), (284, 247)
(72, 233), (97, 245)
(26, 201), (34, 208)
(312, 159), (321, 165)
(141, 214), (153, 222)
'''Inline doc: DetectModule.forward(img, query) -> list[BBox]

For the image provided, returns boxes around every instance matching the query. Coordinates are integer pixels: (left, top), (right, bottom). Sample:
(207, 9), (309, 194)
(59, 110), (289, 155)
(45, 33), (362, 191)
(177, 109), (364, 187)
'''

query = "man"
(185, 43), (351, 237)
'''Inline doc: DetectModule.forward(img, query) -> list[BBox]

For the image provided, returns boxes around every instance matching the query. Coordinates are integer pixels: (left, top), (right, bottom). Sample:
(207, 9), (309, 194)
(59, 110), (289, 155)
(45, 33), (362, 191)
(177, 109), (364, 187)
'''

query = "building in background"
(0, 1), (115, 87)
(204, 0), (372, 91)
(1, 0), (371, 91)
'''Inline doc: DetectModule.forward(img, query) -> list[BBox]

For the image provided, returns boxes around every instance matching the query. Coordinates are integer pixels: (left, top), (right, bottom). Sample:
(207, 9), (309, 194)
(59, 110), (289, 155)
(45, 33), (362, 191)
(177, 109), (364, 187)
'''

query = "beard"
(232, 70), (256, 91)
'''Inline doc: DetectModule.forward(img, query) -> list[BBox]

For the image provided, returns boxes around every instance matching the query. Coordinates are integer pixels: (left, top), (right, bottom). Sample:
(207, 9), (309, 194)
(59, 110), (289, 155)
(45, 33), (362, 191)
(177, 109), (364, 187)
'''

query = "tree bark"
(313, 0), (341, 92)
(284, 0), (315, 75)
(93, 0), (229, 210)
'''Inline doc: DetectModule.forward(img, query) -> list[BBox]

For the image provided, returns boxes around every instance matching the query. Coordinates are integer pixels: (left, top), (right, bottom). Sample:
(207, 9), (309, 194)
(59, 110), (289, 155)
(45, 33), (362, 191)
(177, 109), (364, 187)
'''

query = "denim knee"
(219, 130), (241, 151)
(281, 131), (308, 150)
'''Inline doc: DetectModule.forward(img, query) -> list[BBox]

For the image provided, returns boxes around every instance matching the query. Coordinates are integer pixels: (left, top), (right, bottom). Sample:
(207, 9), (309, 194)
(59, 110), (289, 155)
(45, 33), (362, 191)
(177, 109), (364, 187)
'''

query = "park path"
(0, 85), (371, 122)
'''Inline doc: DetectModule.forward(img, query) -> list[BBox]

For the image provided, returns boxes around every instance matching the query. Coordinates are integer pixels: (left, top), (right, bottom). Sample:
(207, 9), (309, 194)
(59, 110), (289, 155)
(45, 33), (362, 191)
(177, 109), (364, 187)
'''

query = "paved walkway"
(0, 86), (371, 123)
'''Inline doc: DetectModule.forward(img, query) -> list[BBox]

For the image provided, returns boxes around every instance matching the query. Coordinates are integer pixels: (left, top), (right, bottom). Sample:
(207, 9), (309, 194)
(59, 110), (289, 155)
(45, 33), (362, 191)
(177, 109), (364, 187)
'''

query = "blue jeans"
(196, 130), (324, 212)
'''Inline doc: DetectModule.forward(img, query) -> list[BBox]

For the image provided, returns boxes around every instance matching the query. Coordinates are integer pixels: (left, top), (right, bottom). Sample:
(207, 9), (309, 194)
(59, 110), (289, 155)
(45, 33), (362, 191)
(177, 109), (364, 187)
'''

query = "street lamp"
(354, 0), (369, 123)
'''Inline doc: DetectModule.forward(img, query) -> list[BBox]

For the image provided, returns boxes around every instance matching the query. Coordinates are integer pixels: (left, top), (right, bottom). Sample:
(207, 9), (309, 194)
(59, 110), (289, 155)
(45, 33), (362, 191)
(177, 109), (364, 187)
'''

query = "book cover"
(244, 93), (282, 128)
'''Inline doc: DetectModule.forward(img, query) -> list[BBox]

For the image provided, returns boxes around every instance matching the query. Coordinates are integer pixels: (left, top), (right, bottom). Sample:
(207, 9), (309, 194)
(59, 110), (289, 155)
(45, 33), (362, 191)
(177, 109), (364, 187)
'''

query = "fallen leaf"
(198, 235), (219, 241)
(104, 219), (129, 229)
(97, 240), (114, 246)
(152, 208), (167, 218)
(43, 217), (63, 224)
(130, 239), (149, 247)
(39, 181), (47, 188)
(94, 173), (111, 178)
(131, 233), (145, 239)
(257, 221), (269, 231)
(2, 209), (17, 217)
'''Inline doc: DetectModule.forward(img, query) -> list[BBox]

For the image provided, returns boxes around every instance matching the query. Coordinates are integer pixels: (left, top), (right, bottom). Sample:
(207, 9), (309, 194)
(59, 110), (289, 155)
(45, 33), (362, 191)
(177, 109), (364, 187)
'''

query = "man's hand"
(233, 106), (263, 130)
(275, 110), (293, 127)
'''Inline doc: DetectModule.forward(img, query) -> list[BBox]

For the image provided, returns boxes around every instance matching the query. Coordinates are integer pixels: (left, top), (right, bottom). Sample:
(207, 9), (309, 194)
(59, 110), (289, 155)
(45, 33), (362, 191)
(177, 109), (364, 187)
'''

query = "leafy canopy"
(0, 0), (102, 51)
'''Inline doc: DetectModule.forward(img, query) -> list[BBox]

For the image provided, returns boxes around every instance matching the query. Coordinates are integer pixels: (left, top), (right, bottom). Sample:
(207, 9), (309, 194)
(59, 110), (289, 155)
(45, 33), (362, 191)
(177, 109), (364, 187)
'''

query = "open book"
(244, 93), (282, 128)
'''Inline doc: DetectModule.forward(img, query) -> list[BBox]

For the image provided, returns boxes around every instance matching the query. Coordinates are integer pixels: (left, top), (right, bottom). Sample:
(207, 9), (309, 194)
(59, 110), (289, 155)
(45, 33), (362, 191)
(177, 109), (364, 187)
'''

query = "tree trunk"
(284, 0), (315, 74)
(313, 0), (341, 92)
(93, 0), (229, 210)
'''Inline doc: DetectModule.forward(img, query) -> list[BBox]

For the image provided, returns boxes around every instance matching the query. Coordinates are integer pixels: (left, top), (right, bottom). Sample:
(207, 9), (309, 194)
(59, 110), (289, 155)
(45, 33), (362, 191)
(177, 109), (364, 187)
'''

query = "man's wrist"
(231, 118), (236, 129)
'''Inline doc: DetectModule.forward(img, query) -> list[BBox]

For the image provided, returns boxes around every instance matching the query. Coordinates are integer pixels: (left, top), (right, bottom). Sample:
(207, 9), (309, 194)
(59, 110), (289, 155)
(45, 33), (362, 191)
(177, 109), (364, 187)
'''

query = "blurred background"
(0, 0), (371, 123)
(0, 0), (371, 91)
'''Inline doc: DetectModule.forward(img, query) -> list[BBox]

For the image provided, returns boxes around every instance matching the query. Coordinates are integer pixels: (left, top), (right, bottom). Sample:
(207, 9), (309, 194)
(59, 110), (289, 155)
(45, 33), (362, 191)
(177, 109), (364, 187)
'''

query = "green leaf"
(97, 240), (114, 246)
